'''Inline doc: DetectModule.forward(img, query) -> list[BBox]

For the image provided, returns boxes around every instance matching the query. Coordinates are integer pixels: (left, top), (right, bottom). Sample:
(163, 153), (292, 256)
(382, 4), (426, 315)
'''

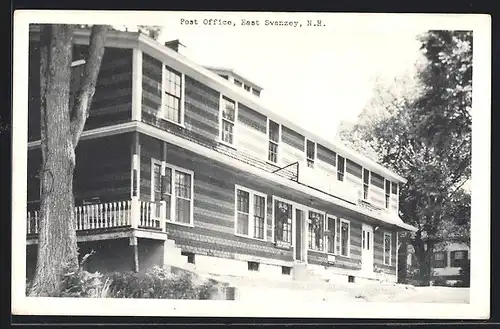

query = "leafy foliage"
(337, 30), (472, 284)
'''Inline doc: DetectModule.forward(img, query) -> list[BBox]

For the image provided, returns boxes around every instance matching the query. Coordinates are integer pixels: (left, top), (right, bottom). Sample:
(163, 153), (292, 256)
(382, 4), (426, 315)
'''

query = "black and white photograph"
(12, 11), (490, 319)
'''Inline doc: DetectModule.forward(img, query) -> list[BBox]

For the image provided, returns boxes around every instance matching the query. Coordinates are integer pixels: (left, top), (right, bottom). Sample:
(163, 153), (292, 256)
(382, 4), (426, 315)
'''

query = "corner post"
(129, 236), (139, 272)
(132, 48), (143, 122)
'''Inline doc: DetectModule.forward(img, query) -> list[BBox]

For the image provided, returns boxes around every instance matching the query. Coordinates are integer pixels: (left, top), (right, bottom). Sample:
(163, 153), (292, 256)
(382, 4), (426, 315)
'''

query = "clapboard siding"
(84, 47), (133, 129)
(164, 141), (294, 261)
(281, 143), (305, 166)
(142, 54), (221, 144)
(307, 219), (362, 270)
(317, 144), (337, 167)
(373, 229), (397, 275)
(184, 76), (220, 141)
(73, 134), (132, 203)
(237, 123), (268, 160)
(27, 42), (132, 141)
(282, 126), (305, 151)
(27, 134), (132, 205)
(238, 103), (267, 133)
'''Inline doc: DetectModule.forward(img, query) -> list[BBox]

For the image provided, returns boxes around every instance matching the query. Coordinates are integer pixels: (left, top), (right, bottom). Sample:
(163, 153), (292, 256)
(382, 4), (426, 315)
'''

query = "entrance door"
(294, 208), (307, 262)
(361, 224), (374, 274)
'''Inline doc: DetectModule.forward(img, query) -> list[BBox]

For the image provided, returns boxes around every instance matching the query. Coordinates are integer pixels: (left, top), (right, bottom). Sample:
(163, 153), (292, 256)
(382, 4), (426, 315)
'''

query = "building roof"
(203, 66), (264, 92)
(28, 25), (407, 184)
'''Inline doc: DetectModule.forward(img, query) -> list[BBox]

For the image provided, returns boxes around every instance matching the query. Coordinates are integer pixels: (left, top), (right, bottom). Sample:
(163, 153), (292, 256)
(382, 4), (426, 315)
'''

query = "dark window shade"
(370, 172), (385, 189)
(346, 159), (362, 178)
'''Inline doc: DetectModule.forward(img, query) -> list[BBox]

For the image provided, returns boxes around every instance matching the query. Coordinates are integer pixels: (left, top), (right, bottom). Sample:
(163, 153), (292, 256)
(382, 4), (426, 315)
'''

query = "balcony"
(297, 162), (359, 204)
(273, 161), (359, 205)
(26, 197), (166, 236)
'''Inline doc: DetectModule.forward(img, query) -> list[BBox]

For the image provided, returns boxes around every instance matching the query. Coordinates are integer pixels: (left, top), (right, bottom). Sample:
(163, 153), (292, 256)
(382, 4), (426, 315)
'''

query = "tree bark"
(29, 24), (108, 297)
(30, 25), (77, 297)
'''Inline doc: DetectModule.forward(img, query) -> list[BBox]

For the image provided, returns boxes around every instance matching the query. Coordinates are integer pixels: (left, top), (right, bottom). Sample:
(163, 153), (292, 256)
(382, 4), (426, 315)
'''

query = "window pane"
(268, 120), (279, 142)
(222, 120), (234, 144)
(268, 142), (278, 163)
(341, 222), (349, 256)
(384, 234), (391, 264)
(253, 196), (265, 240)
(175, 171), (191, 199)
(175, 198), (191, 224)
(222, 97), (236, 121)
(306, 140), (315, 160)
(163, 168), (172, 195)
(237, 212), (249, 235)
(274, 200), (292, 243)
(308, 211), (324, 251)
(237, 190), (250, 213)
(326, 235), (335, 253)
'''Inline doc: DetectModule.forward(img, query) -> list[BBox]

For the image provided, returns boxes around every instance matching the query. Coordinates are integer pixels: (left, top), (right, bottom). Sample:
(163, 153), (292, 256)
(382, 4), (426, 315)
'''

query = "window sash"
(162, 66), (182, 124)
(308, 211), (325, 251)
(274, 200), (292, 243)
(340, 220), (350, 257)
(235, 188), (266, 240)
(383, 233), (392, 265)
(163, 166), (193, 225)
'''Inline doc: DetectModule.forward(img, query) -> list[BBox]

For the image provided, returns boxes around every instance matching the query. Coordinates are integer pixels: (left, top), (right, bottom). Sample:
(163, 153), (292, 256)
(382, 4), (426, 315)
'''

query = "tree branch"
(70, 25), (109, 149)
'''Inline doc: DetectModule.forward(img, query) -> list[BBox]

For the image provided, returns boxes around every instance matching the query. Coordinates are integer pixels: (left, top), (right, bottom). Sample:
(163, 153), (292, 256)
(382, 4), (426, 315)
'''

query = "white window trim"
(159, 64), (186, 128)
(325, 215), (337, 255)
(271, 195), (303, 244)
(339, 218), (351, 258)
(362, 168), (371, 201)
(234, 185), (267, 241)
(305, 139), (317, 168)
(218, 94), (238, 147)
(306, 208), (328, 253)
(150, 158), (163, 203)
(151, 160), (194, 227)
(383, 231), (392, 266)
(266, 119), (282, 165)
(384, 179), (391, 209)
(337, 155), (345, 182)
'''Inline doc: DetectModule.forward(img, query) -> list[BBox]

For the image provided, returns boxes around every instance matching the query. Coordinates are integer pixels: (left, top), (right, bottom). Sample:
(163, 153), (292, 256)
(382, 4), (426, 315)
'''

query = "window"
(274, 199), (292, 244)
(235, 186), (267, 240)
(432, 251), (447, 268)
(385, 180), (391, 209)
(162, 65), (183, 124)
(220, 96), (236, 145)
(252, 89), (261, 97)
(340, 219), (350, 257)
(282, 266), (291, 275)
(325, 216), (336, 254)
(161, 165), (193, 225)
(306, 140), (316, 168)
(181, 251), (195, 264)
(383, 232), (392, 265)
(248, 261), (260, 271)
(244, 84), (251, 91)
(234, 79), (243, 87)
(391, 182), (398, 195)
(363, 169), (370, 200)
(219, 74), (229, 80)
(268, 120), (280, 163)
(308, 211), (325, 251)
(337, 156), (345, 181)
(152, 162), (162, 217)
(450, 250), (469, 268)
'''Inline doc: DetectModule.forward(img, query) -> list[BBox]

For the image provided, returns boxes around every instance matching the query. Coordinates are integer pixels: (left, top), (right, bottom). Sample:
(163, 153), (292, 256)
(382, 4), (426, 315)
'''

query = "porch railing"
(26, 197), (165, 235)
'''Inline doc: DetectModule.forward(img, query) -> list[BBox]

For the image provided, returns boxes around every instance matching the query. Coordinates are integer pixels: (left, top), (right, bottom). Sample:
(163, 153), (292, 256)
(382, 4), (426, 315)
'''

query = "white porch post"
(132, 48), (143, 122)
(131, 196), (140, 229)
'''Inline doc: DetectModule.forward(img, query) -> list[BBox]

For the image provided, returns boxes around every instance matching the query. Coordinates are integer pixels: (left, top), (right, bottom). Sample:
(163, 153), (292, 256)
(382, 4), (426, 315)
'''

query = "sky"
(123, 13), (428, 141)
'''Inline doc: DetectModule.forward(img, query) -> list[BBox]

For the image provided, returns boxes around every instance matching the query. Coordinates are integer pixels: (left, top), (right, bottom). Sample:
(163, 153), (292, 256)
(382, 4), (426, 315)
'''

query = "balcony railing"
(26, 197), (164, 235)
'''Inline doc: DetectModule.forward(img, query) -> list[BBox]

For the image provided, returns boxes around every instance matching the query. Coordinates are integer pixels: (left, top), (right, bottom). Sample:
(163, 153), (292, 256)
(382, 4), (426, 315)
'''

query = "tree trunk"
(29, 24), (108, 297)
(29, 25), (78, 297)
(412, 237), (433, 286)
